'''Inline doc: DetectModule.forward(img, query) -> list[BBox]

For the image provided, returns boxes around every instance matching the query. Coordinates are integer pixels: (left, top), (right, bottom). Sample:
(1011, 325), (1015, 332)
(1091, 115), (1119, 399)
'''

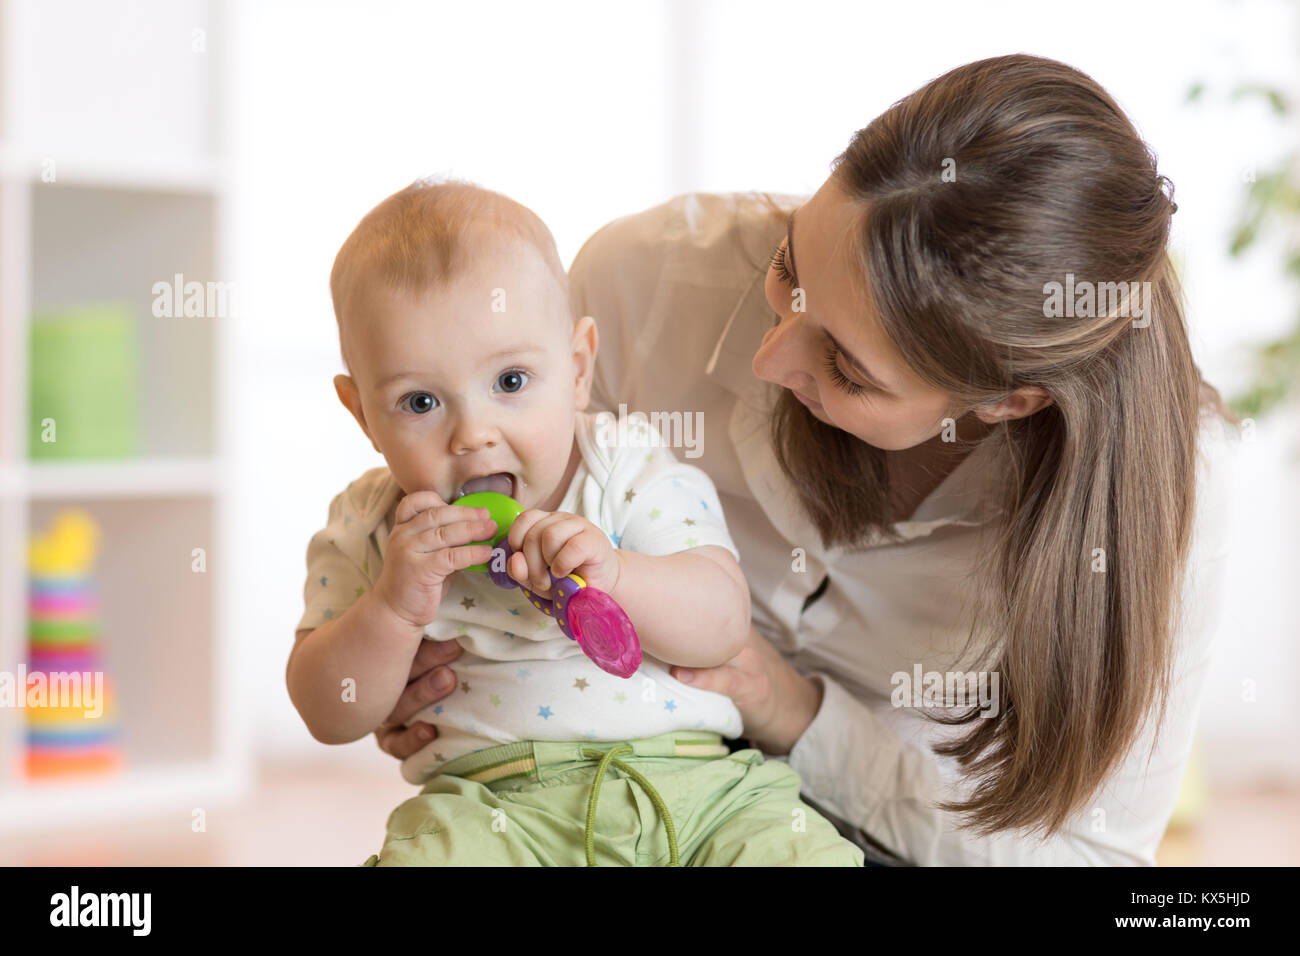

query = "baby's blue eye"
(495, 370), (528, 393)
(401, 392), (438, 414)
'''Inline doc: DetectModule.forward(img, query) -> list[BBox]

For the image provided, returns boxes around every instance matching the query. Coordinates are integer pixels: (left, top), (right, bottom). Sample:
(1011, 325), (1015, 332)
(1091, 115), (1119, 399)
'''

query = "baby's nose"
(450, 418), (500, 453)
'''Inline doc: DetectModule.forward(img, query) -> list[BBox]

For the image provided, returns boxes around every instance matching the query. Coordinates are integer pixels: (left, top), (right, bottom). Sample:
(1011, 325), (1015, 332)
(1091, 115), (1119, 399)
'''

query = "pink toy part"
(565, 587), (642, 679)
(486, 540), (641, 679)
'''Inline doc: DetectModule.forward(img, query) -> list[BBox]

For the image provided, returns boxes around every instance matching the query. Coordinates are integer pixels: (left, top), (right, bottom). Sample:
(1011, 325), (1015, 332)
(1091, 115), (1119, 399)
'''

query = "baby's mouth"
(451, 472), (516, 502)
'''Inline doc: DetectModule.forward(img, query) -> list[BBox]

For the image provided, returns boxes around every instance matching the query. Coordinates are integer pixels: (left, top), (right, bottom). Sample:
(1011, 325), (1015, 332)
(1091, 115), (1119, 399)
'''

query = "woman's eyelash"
(823, 343), (872, 396)
(769, 243), (796, 285)
(766, 246), (873, 398)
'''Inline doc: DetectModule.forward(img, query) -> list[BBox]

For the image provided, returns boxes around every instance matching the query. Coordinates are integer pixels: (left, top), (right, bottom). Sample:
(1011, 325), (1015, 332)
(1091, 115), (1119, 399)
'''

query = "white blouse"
(568, 191), (1234, 865)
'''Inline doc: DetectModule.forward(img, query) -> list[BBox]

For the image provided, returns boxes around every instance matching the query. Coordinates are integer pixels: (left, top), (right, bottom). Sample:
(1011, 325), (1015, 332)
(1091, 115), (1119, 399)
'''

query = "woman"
(372, 53), (1235, 865)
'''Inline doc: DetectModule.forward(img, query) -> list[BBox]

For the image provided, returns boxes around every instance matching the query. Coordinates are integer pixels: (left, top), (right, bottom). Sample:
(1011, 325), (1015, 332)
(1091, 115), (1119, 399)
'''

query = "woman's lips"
(793, 389), (823, 410)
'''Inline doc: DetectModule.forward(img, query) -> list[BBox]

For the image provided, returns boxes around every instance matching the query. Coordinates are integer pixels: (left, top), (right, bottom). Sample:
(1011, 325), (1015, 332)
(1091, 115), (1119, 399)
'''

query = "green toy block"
(29, 304), (139, 460)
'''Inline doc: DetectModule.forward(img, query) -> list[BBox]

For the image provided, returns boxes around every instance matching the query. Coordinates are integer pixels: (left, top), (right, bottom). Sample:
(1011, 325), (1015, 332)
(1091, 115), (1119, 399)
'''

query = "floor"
(3, 759), (1297, 866)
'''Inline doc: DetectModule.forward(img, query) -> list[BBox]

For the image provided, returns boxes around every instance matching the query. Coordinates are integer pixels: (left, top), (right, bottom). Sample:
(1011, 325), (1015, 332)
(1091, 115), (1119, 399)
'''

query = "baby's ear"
(334, 374), (382, 454)
(571, 315), (599, 410)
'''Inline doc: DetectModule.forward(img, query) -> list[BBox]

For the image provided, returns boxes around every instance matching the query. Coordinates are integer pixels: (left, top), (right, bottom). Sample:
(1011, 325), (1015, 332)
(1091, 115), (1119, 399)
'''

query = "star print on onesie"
(394, 410), (746, 784)
(298, 410), (747, 785)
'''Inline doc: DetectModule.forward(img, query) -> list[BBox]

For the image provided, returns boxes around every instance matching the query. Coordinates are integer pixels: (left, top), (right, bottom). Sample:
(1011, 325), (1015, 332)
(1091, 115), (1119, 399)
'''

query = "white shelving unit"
(0, 0), (249, 835)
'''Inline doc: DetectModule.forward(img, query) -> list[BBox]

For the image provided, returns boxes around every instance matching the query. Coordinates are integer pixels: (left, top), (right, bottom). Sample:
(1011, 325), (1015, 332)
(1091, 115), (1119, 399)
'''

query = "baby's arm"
(607, 545), (751, 668)
(505, 509), (750, 669)
(288, 491), (497, 745)
(287, 592), (427, 745)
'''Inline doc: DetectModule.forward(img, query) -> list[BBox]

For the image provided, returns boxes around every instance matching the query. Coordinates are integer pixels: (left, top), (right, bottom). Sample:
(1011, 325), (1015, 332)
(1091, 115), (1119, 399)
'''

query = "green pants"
(362, 730), (864, 867)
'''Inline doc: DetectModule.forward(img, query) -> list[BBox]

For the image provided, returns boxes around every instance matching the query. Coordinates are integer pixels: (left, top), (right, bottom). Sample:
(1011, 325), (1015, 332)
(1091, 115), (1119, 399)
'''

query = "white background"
(221, 0), (1300, 784)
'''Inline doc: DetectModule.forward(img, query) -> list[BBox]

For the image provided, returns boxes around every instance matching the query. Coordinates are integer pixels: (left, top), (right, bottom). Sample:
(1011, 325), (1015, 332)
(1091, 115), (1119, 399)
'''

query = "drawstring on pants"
(582, 744), (680, 867)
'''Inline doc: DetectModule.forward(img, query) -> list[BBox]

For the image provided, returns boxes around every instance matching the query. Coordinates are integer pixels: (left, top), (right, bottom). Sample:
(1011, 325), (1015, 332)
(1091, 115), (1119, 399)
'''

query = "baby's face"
(339, 236), (595, 513)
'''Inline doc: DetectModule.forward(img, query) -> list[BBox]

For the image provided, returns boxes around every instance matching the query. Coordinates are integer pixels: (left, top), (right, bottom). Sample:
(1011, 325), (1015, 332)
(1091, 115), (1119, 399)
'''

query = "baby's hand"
(504, 510), (621, 599)
(374, 491), (500, 629)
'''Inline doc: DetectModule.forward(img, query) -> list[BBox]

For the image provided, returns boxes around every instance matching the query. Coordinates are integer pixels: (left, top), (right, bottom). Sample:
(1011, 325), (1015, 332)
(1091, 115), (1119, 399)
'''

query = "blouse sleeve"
(568, 203), (671, 417)
(786, 420), (1236, 865)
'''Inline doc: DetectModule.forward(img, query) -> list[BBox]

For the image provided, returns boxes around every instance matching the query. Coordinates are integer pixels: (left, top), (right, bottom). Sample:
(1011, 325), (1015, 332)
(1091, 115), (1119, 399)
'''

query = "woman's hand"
(373, 636), (464, 760)
(670, 625), (824, 756)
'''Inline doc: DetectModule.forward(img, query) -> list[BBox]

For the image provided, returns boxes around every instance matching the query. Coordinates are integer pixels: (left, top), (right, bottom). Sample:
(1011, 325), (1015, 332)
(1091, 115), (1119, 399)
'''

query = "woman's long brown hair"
(768, 54), (1235, 837)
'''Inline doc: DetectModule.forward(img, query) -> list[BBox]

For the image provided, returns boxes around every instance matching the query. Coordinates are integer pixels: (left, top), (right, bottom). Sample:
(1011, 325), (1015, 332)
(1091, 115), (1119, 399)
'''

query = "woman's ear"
(973, 385), (1054, 424)
(334, 374), (382, 455)
(571, 315), (599, 411)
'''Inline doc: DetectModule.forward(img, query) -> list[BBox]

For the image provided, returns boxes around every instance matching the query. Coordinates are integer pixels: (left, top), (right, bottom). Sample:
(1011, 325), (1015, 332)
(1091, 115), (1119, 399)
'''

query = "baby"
(287, 178), (864, 867)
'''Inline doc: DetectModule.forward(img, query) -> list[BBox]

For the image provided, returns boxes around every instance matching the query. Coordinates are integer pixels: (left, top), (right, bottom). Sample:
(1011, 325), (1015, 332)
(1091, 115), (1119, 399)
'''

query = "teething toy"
(456, 491), (642, 679)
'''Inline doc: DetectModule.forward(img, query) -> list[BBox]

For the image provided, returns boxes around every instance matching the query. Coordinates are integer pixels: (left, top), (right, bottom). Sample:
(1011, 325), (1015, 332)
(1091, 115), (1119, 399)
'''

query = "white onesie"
(297, 409), (746, 784)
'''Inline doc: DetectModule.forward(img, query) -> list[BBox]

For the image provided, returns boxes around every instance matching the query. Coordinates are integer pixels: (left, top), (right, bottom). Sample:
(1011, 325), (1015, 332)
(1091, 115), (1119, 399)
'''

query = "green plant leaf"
(1229, 222), (1258, 256)
(1192, 78), (1299, 421)
(1229, 83), (1292, 115)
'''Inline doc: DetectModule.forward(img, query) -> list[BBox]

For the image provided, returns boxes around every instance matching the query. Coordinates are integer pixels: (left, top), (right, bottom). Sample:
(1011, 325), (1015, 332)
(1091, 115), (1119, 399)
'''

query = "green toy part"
(453, 490), (642, 679)
(456, 491), (524, 572)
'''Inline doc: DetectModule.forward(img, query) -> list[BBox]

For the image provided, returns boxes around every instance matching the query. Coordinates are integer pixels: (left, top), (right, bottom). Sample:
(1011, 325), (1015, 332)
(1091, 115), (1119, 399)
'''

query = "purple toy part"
(487, 542), (641, 679)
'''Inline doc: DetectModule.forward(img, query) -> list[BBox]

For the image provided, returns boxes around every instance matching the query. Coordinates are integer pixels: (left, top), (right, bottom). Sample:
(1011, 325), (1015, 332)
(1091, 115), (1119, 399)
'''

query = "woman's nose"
(752, 312), (815, 392)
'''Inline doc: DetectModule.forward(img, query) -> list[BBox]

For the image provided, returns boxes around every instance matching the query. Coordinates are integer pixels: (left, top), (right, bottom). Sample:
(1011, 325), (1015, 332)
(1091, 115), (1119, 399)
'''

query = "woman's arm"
(789, 655), (1215, 866)
(678, 615), (1217, 865)
(678, 424), (1234, 865)
(672, 625), (822, 755)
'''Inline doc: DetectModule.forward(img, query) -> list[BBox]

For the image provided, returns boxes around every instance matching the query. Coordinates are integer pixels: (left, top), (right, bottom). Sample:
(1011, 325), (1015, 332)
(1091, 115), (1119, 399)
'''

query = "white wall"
(228, 0), (679, 767)
(229, 0), (1300, 781)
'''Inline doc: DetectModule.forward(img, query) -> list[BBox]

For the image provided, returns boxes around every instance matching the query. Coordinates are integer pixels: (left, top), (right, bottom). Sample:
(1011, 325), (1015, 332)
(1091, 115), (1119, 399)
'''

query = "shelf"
(6, 457), (221, 499)
(0, 0), (248, 837)
(0, 760), (248, 834)
(2, 496), (219, 776)
(2, 0), (219, 167)
(0, 146), (228, 194)
(30, 183), (218, 457)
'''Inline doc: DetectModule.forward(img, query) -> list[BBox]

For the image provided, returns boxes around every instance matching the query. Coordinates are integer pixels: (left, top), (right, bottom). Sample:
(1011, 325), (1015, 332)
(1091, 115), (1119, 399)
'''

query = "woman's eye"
(495, 370), (529, 393)
(822, 344), (872, 397)
(400, 392), (438, 414)
(769, 242), (797, 286)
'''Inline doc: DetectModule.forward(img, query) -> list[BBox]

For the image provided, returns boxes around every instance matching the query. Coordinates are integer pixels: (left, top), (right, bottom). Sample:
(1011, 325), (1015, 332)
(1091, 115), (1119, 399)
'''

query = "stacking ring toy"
(456, 491), (642, 679)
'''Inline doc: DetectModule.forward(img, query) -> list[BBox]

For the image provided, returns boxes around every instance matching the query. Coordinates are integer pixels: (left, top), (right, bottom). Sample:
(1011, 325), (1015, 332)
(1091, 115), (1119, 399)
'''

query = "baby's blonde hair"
(329, 176), (570, 374)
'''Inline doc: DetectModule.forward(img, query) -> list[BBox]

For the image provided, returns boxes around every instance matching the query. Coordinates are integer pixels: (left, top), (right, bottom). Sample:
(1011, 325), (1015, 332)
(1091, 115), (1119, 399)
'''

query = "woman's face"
(754, 176), (960, 451)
